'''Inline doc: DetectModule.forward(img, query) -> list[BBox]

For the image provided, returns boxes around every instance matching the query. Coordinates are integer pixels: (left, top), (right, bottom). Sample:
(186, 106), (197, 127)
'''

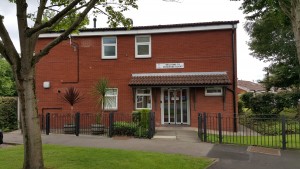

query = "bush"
(280, 107), (298, 119)
(249, 93), (279, 117)
(240, 92), (254, 109)
(239, 91), (300, 118)
(0, 97), (18, 131)
(238, 100), (244, 114)
(131, 109), (150, 128)
(113, 121), (137, 136)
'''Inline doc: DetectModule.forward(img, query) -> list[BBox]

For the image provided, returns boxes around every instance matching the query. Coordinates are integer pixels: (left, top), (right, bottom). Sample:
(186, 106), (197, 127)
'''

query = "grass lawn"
(205, 134), (300, 149)
(0, 144), (213, 169)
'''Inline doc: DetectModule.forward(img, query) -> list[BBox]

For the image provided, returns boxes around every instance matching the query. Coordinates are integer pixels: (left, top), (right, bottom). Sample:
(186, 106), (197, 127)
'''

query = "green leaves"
(241, 0), (300, 89)
(92, 78), (109, 110)
(0, 58), (16, 96)
(61, 87), (84, 107)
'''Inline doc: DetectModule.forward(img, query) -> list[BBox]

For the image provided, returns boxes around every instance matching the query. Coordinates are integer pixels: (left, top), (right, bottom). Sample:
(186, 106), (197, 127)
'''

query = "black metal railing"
(40, 112), (155, 139)
(198, 112), (300, 149)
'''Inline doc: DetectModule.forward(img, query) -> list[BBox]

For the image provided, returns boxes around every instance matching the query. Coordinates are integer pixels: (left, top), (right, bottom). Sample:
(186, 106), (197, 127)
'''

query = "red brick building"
(35, 21), (238, 128)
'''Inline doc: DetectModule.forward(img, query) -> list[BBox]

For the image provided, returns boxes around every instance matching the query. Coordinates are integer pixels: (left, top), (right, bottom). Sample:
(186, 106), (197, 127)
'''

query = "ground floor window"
(205, 87), (223, 96)
(104, 88), (118, 110)
(135, 88), (152, 109)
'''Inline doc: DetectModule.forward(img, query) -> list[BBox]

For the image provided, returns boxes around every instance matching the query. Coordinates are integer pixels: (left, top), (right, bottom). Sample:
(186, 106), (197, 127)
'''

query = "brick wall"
(35, 29), (237, 128)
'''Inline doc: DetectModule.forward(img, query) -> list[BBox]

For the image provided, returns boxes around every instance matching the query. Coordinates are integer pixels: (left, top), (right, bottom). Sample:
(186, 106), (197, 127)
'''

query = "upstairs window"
(135, 35), (151, 58)
(205, 87), (223, 96)
(104, 88), (118, 110)
(102, 37), (117, 59)
(135, 88), (152, 109)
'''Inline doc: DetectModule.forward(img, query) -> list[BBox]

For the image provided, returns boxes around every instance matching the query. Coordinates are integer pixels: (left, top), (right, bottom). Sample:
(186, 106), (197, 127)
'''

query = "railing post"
(109, 112), (114, 137)
(152, 112), (155, 134)
(203, 112), (207, 142)
(218, 113), (222, 144)
(198, 113), (203, 141)
(281, 116), (286, 150)
(75, 112), (80, 136)
(148, 112), (152, 139)
(46, 112), (50, 135)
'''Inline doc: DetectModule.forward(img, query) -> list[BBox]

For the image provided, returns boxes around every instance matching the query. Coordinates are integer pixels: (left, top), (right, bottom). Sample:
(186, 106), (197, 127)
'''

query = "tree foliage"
(240, 91), (300, 118)
(0, 57), (17, 96)
(241, 0), (300, 89)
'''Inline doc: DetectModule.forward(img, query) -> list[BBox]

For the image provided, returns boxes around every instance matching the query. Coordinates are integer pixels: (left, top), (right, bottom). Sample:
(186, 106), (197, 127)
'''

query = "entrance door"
(162, 88), (189, 124)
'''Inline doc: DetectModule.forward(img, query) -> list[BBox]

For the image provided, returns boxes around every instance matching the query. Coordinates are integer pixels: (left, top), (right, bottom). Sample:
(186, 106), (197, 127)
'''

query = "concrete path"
(1, 130), (213, 157)
(154, 127), (199, 143)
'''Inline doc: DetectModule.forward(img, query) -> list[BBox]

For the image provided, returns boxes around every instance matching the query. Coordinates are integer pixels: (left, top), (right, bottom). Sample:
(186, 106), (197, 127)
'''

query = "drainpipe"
(62, 35), (80, 84)
(231, 24), (237, 132)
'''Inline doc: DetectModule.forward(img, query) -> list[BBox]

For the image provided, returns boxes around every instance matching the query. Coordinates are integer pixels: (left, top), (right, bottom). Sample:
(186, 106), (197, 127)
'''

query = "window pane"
(137, 89), (150, 94)
(104, 96), (116, 109)
(138, 45), (149, 55)
(136, 36), (149, 43)
(136, 96), (151, 109)
(106, 89), (117, 95)
(103, 37), (116, 44)
(104, 46), (116, 56)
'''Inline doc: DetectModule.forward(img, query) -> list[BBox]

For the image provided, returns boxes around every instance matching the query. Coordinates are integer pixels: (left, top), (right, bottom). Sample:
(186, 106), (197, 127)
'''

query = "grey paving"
(207, 144), (300, 169)
(2, 130), (212, 157)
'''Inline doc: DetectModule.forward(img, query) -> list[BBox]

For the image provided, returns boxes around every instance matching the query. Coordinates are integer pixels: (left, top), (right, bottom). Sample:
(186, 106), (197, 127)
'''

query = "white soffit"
(132, 72), (227, 77)
(39, 24), (237, 38)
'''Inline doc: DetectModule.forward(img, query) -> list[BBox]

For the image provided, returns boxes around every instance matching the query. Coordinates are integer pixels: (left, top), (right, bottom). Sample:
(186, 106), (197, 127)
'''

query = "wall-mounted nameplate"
(156, 63), (184, 69)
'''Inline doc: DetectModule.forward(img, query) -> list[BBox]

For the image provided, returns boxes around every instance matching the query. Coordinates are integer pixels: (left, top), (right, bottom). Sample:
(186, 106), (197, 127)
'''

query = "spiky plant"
(92, 78), (109, 123)
(61, 87), (84, 111)
(93, 78), (109, 111)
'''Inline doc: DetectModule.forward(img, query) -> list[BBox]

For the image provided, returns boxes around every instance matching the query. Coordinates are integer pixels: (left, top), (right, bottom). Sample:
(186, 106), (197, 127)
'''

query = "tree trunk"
(17, 68), (44, 169)
(291, 1), (300, 82)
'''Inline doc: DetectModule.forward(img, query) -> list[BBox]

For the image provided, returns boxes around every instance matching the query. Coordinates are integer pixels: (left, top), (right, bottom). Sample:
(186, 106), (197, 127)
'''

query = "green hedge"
(239, 91), (300, 118)
(0, 97), (18, 131)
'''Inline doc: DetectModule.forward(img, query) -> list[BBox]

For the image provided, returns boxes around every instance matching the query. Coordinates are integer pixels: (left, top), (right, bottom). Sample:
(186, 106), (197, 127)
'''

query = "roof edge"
(39, 20), (239, 38)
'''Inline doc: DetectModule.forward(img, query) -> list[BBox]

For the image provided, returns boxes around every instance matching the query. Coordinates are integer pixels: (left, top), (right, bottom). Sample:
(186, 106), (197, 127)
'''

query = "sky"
(0, 0), (269, 82)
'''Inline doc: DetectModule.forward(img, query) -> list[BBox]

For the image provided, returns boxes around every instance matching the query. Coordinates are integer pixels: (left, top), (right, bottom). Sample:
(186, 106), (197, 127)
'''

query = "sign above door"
(156, 63), (184, 69)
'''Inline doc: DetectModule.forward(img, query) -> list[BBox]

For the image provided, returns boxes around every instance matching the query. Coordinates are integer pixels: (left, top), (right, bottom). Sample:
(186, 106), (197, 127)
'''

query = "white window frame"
(205, 87), (223, 96)
(102, 37), (117, 59)
(135, 88), (152, 109)
(135, 35), (151, 58)
(104, 88), (118, 110)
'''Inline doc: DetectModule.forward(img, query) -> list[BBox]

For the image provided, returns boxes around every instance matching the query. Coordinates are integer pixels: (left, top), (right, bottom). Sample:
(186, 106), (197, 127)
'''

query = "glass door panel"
(163, 90), (169, 123)
(169, 90), (175, 123)
(176, 90), (181, 123)
(162, 88), (189, 125)
(182, 89), (188, 123)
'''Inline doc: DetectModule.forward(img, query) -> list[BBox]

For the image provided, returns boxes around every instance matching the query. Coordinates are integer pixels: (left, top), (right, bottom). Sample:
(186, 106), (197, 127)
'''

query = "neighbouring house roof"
(129, 72), (231, 86)
(39, 20), (239, 38)
(237, 80), (265, 92)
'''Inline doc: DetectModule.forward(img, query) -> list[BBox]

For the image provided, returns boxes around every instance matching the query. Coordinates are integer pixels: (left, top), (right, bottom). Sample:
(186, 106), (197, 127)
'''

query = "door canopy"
(129, 72), (231, 86)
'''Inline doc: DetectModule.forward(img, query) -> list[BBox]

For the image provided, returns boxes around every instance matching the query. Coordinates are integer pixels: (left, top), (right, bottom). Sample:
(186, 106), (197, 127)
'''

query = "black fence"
(40, 112), (155, 139)
(198, 113), (300, 149)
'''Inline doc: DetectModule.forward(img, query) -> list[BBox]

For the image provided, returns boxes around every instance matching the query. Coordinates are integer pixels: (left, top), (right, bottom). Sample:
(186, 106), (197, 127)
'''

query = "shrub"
(238, 100), (244, 115)
(131, 109), (150, 128)
(113, 121), (137, 136)
(280, 107), (298, 119)
(0, 97), (18, 131)
(240, 91), (300, 118)
(240, 92), (254, 109)
(132, 111), (140, 123)
(249, 93), (279, 117)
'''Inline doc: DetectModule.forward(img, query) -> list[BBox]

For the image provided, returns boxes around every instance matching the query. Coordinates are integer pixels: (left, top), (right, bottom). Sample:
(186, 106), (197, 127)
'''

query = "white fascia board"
(132, 72), (227, 77)
(39, 24), (237, 38)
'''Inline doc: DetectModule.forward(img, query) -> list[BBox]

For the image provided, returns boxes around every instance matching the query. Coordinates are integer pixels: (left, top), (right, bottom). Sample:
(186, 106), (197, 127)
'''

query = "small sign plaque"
(156, 63), (184, 69)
